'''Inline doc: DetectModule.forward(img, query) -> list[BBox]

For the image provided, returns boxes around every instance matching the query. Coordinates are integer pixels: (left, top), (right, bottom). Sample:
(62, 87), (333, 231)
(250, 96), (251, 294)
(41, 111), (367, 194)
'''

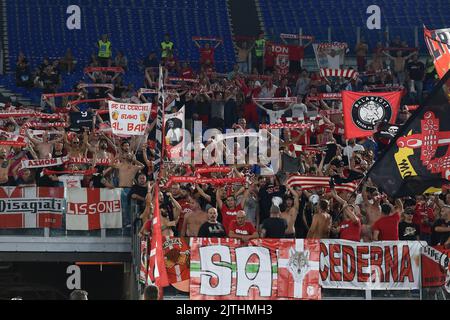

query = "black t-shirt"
(407, 61), (425, 81)
(261, 217), (287, 238)
(398, 221), (419, 241)
(431, 219), (450, 246)
(129, 185), (147, 211)
(258, 184), (286, 222)
(198, 222), (227, 238)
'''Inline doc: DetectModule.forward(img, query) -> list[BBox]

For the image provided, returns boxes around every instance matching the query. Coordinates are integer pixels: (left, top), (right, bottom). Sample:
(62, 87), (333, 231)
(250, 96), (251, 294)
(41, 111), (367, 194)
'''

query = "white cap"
(254, 81), (261, 87)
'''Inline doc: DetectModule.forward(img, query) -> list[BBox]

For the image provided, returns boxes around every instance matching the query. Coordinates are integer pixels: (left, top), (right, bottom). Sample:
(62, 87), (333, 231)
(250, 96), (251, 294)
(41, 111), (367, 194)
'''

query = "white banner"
(313, 42), (347, 69)
(108, 101), (152, 136)
(319, 240), (424, 290)
(21, 157), (68, 169)
(66, 188), (122, 230)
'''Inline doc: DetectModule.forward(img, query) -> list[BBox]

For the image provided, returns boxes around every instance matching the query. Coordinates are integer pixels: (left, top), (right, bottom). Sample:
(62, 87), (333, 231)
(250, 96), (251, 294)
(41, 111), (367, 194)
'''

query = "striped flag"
(147, 184), (169, 287)
(277, 239), (321, 299)
(153, 65), (165, 181)
(286, 175), (358, 193)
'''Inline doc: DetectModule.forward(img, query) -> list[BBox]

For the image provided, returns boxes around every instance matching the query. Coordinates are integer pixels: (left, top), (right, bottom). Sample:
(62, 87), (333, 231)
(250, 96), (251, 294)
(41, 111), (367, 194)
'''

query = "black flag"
(368, 71), (450, 197)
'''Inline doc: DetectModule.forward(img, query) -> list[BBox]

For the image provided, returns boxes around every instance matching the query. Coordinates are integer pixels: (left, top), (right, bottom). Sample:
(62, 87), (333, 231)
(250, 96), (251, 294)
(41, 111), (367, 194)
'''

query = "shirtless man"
(307, 198), (332, 239)
(26, 130), (64, 159)
(0, 148), (12, 185)
(361, 182), (382, 241)
(383, 50), (416, 85)
(109, 152), (145, 187)
(181, 197), (208, 237)
(89, 137), (115, 161)
(64, 131), (89, 158)
(281, 187), (300, 238)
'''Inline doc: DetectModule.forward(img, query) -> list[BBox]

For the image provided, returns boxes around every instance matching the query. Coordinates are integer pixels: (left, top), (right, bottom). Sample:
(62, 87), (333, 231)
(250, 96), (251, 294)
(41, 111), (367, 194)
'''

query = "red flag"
(424, 26), (450, 80)
(342, 90), (401, 139)
(147, 184), (170, 288)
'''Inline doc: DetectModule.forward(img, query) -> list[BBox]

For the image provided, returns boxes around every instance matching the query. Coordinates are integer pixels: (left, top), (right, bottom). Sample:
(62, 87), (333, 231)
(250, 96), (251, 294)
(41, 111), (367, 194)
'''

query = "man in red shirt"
(372, 199), (403, 241)
(331, 188), (361, 242)
(413, 195), (436, 243)
(216, 186), (249, 234)
(228, 210), (258, 241)
(194, 40), (221, 67)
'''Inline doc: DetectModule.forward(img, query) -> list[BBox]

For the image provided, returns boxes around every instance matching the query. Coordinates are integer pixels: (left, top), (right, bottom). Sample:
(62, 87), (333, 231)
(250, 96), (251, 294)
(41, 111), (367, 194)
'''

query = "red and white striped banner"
(65, 188), (122, 230)
(320, 68), (359, 80)
(77, 83), (115, 90)
(0, 187), (64, 229)
(253, 97), (298, 104)
(286, 175), (358, 193)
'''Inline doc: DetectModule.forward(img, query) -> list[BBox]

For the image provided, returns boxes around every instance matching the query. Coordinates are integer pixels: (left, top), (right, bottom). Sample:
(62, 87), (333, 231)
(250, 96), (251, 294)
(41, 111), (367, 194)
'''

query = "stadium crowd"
(3, 32), (449, 248)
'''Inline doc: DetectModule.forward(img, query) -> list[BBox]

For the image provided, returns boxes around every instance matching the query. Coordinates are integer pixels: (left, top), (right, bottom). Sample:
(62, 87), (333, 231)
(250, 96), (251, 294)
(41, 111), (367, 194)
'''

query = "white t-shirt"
(343, 144), (365, 158)
(326, 54), (341, 69)
(58, 175), (83, 188)
(291, 103), (308, 118)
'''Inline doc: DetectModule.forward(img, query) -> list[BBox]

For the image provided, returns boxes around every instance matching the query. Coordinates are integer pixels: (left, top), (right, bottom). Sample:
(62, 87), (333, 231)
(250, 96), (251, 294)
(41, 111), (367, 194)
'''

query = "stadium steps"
(0, 84), (33, 105)
(0, 0), (9, 73)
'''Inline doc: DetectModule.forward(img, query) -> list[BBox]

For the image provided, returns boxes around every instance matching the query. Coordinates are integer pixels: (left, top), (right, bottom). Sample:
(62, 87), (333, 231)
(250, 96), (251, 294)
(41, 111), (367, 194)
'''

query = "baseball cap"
(404, 207), (414, 215)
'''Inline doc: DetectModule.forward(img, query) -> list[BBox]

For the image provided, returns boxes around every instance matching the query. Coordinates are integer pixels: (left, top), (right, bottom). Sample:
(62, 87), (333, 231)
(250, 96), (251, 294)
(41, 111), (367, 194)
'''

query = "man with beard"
(109, 152), (145, 188)
(198, 207), (227, 238)
(181, 196), (208, 237)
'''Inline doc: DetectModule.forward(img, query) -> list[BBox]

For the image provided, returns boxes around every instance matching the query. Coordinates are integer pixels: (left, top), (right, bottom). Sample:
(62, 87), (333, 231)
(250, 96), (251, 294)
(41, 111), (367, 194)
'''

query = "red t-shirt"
(339, 219), (361, 242)
(287, 45), (305, 61)
(372, 212), (401, 241)
(228, 220), (256, 237)
(220, 203), (243, 234)
(200, 48), (215, 65)
(413, 203), (435, 235)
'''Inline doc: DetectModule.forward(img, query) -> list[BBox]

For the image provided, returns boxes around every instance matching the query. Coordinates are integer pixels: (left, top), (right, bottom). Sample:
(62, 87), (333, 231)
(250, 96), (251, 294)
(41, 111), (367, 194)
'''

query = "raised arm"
(216, 187), (224, 209)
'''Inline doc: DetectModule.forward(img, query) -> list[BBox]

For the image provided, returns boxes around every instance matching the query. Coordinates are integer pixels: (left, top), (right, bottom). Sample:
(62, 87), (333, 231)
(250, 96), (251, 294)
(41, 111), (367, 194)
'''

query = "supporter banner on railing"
(108, 101), (151, 136)
(163, 236), (190, 284)
(0, 187), (64, 229)
(421, 245), (450, 292)
(319, 240), (423, 290)
(164, 106), (185, 163)
(66, 188), (123, 230)
(190, 238), (321, 300)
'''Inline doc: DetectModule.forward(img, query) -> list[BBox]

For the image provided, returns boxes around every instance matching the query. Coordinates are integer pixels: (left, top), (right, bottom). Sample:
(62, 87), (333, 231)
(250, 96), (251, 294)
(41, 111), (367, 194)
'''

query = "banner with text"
(0, 187), (64, 229)
(66, 188), (123, 230)
(421, 245), (450, 293)
(320, 240), (423, 290)
(164, 106), (185, 163)
(190, 238), (320, 300)
(108, 101), (152, 136)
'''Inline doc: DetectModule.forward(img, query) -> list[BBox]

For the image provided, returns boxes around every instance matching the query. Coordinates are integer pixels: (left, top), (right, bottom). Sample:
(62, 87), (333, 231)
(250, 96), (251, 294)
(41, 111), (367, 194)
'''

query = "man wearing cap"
(229, 210), (258, 241)
(399, 207), (420, 241)
(260, 205), (287, 238)
(307, 199), (332, 239)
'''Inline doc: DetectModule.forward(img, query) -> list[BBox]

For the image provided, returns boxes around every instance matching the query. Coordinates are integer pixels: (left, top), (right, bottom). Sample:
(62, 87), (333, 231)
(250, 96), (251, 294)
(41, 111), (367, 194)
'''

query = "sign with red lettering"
(319, 240), (423, 290)
(66, 188), (123, 230)
(189, 238), (320, 300)
(108, 101), (152, 136)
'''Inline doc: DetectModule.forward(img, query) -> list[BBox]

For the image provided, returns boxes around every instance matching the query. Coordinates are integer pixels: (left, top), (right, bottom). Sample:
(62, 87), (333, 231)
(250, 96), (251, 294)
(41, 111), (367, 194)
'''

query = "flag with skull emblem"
(342, 91), (402, 139)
